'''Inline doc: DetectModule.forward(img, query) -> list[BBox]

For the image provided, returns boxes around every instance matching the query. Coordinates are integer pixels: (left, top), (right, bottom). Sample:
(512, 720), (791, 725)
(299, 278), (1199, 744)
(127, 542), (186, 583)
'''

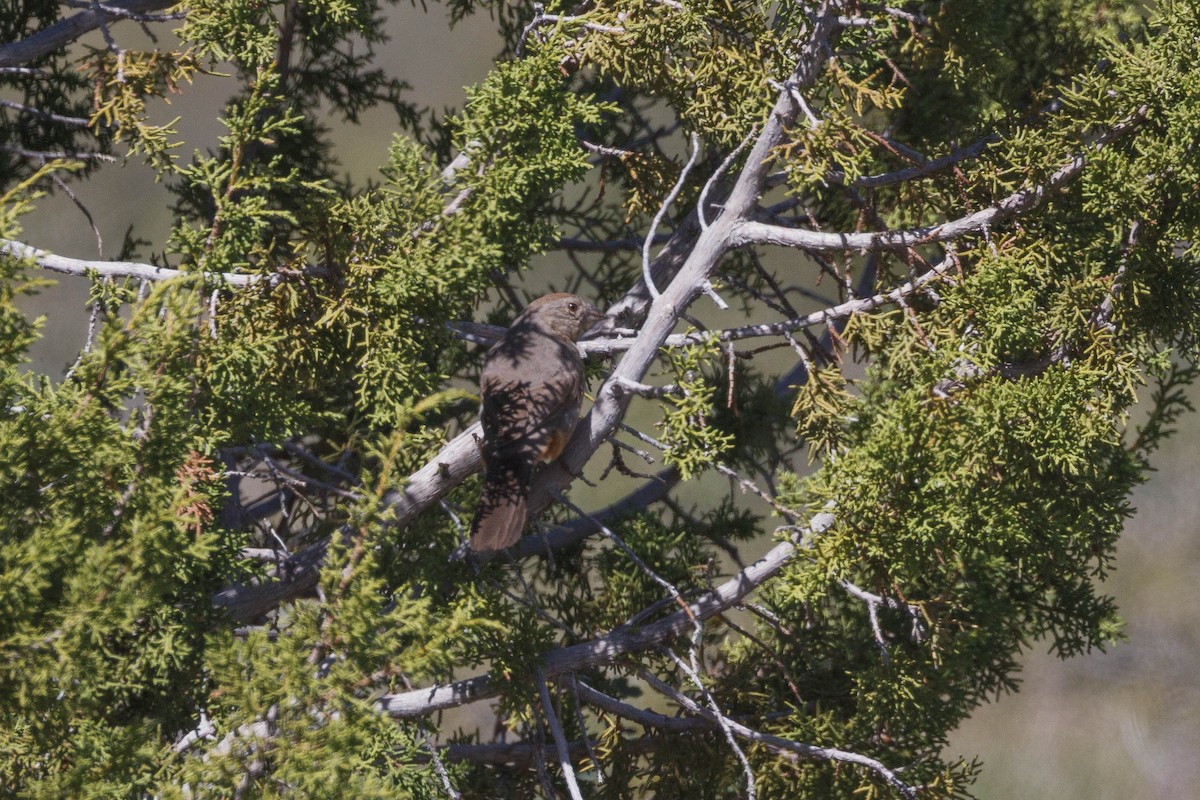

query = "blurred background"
(11, 6), (1199, 798)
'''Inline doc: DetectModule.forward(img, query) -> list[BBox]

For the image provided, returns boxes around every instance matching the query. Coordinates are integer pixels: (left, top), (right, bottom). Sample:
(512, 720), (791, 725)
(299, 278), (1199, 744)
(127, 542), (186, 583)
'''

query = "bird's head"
(517, 293), (606, 341)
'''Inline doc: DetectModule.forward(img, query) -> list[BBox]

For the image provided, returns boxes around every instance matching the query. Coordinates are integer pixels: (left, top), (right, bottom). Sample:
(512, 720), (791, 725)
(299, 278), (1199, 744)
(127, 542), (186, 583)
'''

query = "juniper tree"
(2, 0), (1199, 797)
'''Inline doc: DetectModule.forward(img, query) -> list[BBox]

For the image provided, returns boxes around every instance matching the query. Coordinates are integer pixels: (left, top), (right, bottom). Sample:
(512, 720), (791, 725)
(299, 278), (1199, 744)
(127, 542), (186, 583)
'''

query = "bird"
(468, 293), (606, 556)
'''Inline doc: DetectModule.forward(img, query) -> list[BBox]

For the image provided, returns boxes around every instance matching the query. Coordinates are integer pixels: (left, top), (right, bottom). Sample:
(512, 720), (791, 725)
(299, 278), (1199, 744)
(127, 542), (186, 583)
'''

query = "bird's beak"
(581, 307), (609, 338)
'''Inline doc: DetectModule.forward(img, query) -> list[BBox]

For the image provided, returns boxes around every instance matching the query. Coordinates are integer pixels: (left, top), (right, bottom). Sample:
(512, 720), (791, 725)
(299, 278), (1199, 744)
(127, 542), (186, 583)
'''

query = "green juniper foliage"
(2, 0), (1200, 798)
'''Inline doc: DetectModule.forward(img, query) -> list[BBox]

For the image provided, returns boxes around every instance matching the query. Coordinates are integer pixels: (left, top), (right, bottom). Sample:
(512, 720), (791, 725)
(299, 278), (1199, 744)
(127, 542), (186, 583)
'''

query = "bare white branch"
(537, 669), (585, 800)
(0, 0), (178, 68)
(1, 238), (269, 286)
(640, 669), (916, 798)
(516, 3), (626, 56)
(733, 107), (1147, 253)
(643, 131), (703, 299)
(377, 542), (791, 717)
(1, 144), (117, 162)
(0, 97), (90, 127)
(610, 376), (682, 398)
(375, 506), (837, 718)
(661, 651), (758, 800)
(698, 129), (755, 230)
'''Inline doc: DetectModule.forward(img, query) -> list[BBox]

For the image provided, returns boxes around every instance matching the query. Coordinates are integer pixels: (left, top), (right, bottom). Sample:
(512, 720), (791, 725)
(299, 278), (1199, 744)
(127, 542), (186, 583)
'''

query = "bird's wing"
(480, 335), (582, 457)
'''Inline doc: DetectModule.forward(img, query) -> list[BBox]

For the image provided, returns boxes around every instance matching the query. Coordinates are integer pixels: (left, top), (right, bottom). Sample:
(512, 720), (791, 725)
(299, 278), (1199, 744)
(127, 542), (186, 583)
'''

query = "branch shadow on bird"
(455, 294), (606, 561)
(470, 343), (588, 556)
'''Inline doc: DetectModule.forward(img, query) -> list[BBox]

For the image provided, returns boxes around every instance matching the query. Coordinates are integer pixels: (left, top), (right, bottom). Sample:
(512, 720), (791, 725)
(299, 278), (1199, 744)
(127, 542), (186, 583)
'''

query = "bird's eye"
(568, 302), (579, 312)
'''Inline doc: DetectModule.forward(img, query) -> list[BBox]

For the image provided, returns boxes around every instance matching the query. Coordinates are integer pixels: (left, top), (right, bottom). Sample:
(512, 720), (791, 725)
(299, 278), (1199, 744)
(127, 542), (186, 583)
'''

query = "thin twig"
(698, 130), (755, 230)
(574, 254), (955, 354)
(647, 658), (758, 800)
(399, 673), (462, 800)
(0, 97), (90, 127)
(642, 132), (703, 299)
(1, 238), (274, 285)
(568, 675), (605, 784)
(555, 492), (691, 619)
(537, 668), (585, 800)
(641, 665), (916, 798)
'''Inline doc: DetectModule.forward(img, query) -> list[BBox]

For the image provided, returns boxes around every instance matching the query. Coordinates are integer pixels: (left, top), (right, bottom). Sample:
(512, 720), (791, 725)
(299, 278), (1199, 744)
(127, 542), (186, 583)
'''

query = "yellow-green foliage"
(657, 337), (735, 478)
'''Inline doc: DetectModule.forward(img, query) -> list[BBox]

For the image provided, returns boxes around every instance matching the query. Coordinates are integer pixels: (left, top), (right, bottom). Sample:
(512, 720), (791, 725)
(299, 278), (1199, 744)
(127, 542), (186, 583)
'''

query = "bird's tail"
(469, 456), (533, 556)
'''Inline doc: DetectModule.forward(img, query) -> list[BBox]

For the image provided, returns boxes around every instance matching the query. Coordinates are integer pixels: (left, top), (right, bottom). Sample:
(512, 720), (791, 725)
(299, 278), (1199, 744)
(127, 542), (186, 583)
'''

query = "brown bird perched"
(469, 293), (606, 555)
